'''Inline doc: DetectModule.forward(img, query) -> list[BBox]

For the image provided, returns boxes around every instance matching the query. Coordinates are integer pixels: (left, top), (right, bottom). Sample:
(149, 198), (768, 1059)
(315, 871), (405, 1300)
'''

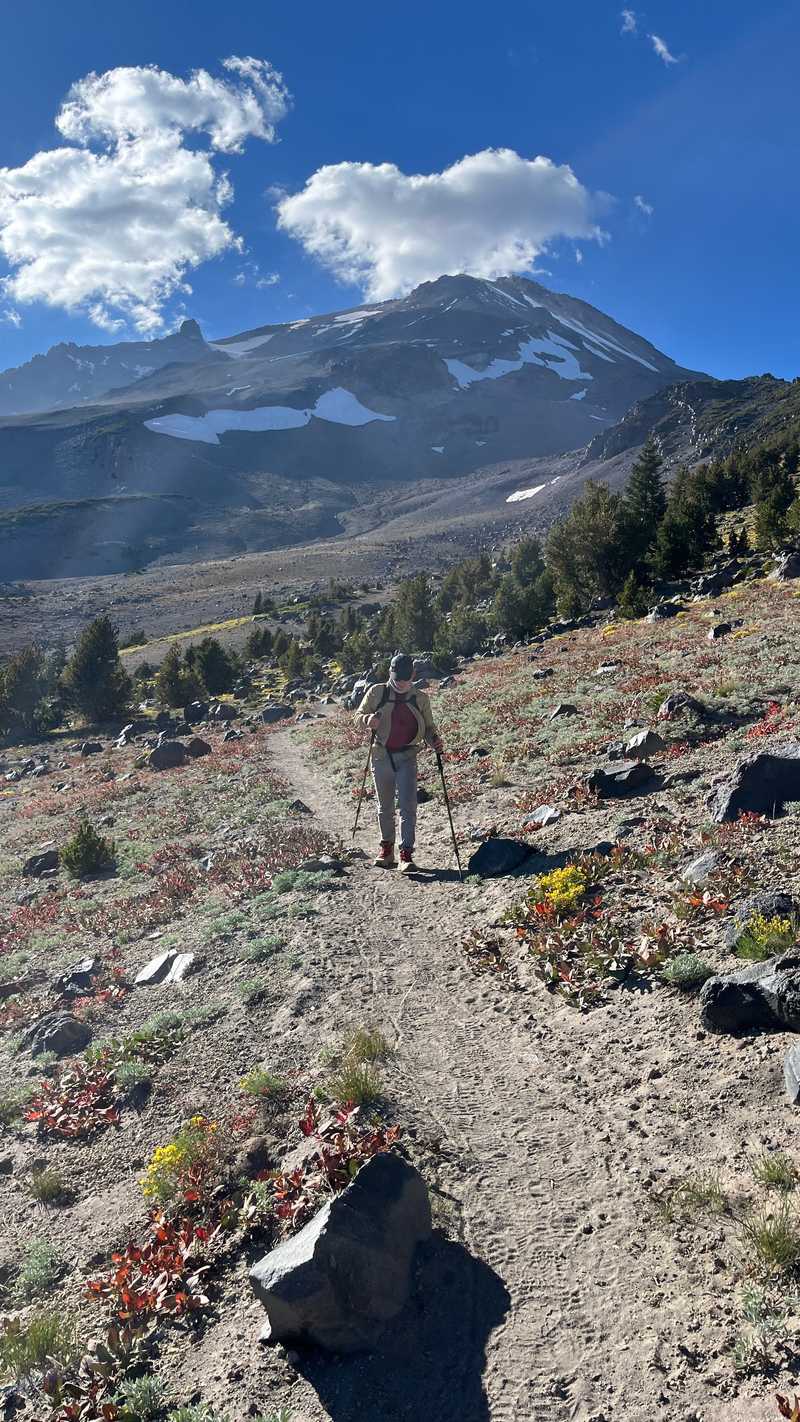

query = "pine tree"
(545, 482), (628, 614)
(392, 574), (436, 651)
(62, 616), (131, 724)
(0, 644), (60, 738)
(617, 570), (651, 620)
(154, 645), (202, 708)
(623, 436), (666, 564)
(188, 637), (236, 695)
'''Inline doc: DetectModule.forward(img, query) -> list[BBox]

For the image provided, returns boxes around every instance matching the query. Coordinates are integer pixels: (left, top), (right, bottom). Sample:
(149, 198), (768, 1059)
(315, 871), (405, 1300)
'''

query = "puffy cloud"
(0, 57), (290, 332)
(620, 9), (638, 35)
(649, 33), (679, 65)
(276, 148), (608, 300)
(634, 194), (654, 217)
(1, 307), (21, 327)
(57, 56), (288, 153)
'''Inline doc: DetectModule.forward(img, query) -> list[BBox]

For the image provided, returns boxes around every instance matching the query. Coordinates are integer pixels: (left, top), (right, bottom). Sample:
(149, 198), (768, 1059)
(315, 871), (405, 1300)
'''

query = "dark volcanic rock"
(52, 958), (98, 997)
(467, 838), (532, 876)
(148, 741), (190, 771)
(710, 744), (800, 822)
(186, 737), (212, 758)
(22, 1012), (92, 1057)
(23, 849), (59, 878)
(773, 550), (800, 581)
(249, 1152), (431, 1352)
(260, 704), (294, 724)
(586, 761), (655, 797)
(657, 691), (707, 720)
(707, 622), (732, 642)
(699, 952), (800, 1034)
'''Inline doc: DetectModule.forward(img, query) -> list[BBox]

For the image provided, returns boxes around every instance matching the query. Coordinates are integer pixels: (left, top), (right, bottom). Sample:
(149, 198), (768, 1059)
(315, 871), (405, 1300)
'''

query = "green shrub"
(751, 1152), (799, 1193)
(0, 1084), (35, 1128)
(238, 977), (269, 1006)
(344, 1027), (393, 1063)
(15, 1240), (63, 1301)
(661, 953), (714, 990)
(115, 1375), (169, 1419)
(657, 1170), (729, 1223)
(741, 1200), (800, 1273)
(114, 1060), (154, 1094)
(735, 914), (796, 962)
(325, 1060), (382, 1107)
(239, 1067), (288, 1100)
(0, 1311), (80, 1380)
(61, 818), (115, 878)
(27, 1167), (68, 1205)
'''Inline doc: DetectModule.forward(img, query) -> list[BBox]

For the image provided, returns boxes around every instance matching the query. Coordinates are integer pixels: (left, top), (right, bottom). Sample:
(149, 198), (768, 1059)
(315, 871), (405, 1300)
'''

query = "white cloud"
(575, 248), (584, 264)
(0, 57), (290, 333)
(649, 33), (679, 65)
(620, 9), (638, 35)
(1, 306), (21, 327)
(233, 259), (279, 289)
(276, 148), (608, 300)
(634, 194), (654, 217)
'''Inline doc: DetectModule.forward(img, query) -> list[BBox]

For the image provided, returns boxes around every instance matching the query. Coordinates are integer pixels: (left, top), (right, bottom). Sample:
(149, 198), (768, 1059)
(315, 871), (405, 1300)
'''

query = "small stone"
(624, 728), (666, 760)
(186, 737), (212, 758)
(549, 703), (578, 719)
(288, 799), (313, 814)
(80, 741), (103, 757)
(707, 622), (732, 641)
(22, 849), (59, 878)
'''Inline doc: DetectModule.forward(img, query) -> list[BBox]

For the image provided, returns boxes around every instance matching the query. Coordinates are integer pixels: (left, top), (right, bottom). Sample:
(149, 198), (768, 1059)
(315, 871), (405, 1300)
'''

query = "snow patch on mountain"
(555, 316), (660, 372)
(506, 475), (563, 503)
(144, 387), (395, 445)
(446, 332), (592, 389)
(209, 334), (275, 359)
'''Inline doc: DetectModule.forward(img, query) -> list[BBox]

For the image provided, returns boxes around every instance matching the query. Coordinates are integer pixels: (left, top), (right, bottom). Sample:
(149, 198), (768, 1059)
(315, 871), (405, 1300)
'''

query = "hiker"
(354, 653), (443, 872)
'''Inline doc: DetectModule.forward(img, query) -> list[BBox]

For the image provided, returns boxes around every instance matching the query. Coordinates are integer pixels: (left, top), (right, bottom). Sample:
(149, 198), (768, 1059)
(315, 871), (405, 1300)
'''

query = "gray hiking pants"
(371, 747), (418, 849)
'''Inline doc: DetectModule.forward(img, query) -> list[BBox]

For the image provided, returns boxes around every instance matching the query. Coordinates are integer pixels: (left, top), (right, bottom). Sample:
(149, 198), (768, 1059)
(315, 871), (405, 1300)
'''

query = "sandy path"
(265, 724), (643, 1422)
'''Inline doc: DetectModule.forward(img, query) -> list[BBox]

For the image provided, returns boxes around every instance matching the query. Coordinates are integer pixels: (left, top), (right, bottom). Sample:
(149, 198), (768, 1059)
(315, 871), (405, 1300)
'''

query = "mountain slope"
(0, 274), (703, 575)
(0, 319), (220, 416)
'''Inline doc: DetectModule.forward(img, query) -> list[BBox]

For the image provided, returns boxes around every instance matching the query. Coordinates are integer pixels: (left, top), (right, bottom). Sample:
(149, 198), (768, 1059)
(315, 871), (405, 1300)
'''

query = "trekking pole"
(351, 732), (375, 838)
(436, 750), (463, 882)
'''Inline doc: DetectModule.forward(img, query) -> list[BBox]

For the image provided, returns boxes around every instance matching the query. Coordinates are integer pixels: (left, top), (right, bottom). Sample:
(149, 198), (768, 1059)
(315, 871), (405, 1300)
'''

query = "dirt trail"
(262, 725), (717, 1422)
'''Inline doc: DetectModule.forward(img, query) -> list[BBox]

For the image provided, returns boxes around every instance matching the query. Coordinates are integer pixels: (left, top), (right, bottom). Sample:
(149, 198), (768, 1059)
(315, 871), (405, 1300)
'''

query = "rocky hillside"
(4, 564), (800, 1420)
(0, 275), (701, 576)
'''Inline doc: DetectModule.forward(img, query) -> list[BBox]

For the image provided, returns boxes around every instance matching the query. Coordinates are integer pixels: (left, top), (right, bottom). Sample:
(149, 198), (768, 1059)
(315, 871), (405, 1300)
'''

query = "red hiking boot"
(398, 847), (417, 873)
(374, 840), (396, 868)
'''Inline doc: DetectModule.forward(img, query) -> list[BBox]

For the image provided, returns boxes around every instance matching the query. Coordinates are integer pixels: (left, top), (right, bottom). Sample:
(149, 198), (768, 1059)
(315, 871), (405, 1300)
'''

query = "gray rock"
(134, 949), (195, 986)
(148, 741), (190, 771)
(416, 786), (432, 804)
(80, 741), (103, 757)
(523, 805), (561, 828)
(22, 849), (59, 878)
(657, 691), (707, 720)
(680, 852), (721, 886)
(209, 702), (238, 721)
(249, 1152), (431, 1352)
(710, 744), (800, 822)
(184, 700), (209, 724)
(595, 663), (620, 676)
(467, 838), (532, 876)
(700, 951), (800, 1033)
(52, 958), (98, 997)
(624, 728), (666, 760)
(468, 745), (489, 758)
(722, 891), (799, 949)
(647, 602), (683, 622)
(773, 550), (800, 581)
(288, 799), (313, 814)
(22, 1012), (92, 1058)
(531, 667), (554, 680)
(586, 762), (655, 797)
(784, 1042), (800, 1104)
(549, 703), (577, 719)
(707, 622), (732, 642)
(186, 737), (212, 758)
(260, 704), (294, 724)
(605, 741), (626, 761)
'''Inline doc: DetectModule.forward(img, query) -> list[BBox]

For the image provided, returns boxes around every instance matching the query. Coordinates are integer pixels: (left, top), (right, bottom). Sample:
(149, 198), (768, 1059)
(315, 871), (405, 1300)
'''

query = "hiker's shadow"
(290, 1234), (510, 1422)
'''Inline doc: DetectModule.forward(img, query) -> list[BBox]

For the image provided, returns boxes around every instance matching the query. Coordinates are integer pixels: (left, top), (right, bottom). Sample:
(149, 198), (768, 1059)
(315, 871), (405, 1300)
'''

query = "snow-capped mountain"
(0, 274), (704, 576)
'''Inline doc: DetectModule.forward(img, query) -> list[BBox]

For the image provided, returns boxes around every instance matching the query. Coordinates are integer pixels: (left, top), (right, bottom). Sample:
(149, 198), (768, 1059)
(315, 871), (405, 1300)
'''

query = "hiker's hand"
(367, 713), (381, 731)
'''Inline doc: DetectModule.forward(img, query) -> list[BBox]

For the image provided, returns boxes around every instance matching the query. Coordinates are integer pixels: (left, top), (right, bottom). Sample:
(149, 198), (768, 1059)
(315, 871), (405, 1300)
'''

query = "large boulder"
(784, 1042), (800, 1104)
(148, 741), (190, 771)
(657, 691), (707, 720)
(710, 744), (800, 822)
(260, 704), (294, 725)
(186, 737), (212, 758)
(699, 952), (800, 1033)
(467, 838), (531, 876)
(586, 762), (655, 797)
(249, 1152), (431, 1352)
(772, 550), (800, 581)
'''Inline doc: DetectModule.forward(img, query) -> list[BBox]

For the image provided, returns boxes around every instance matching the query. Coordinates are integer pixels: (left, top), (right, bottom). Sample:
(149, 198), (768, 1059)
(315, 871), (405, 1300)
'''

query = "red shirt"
(385, 698), (418, 751)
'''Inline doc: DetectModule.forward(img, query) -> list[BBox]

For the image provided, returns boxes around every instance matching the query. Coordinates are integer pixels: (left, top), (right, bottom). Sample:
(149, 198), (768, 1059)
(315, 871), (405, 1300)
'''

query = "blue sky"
(0, 0), (797, 380)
